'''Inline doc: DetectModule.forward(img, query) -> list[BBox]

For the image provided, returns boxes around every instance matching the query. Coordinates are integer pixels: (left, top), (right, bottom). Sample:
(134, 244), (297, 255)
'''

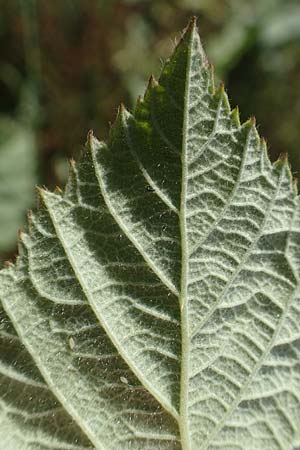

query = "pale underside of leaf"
(1, 17), (300, 450)
(0, 304), (92, 450)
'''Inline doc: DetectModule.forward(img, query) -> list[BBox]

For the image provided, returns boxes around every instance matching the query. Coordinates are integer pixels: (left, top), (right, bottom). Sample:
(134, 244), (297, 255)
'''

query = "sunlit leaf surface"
(1, 19), (300, 450)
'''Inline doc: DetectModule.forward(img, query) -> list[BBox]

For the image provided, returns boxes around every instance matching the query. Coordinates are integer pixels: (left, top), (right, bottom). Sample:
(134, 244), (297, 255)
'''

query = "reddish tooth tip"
(188, 16), (197, 29)
(279, 152), (288, 161)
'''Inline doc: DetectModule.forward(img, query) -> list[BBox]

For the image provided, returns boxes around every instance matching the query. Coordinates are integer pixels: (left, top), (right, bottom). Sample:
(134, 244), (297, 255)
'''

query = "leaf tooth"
(85, 129), (94, 149)
(280, 153), (296, 198)
(260, 136), (267, 148)
(217, 82), (232, 116)
(149, 74), (159, 89)
(276, 151), (289, 167)
(33, 188), (42, 216)
(231, 105), (241, 127)
(260, 136), (272, 171)
(62, 158), (78, 200)
(17, 227), (27, 246)
(240, 116), (256, 134)
(251, 117), (261, 138)
(102, 104), (129, 149)
(109, 103), (131, 136)
(279, 152), (294, 185)
(249, 115), (256, 126)
(69, 158), (76, 170)
(214, 81), (224, 100)
(273, 152), (292, 183)
(36, 185), (47, 202)
(86, 129), (104, 154)
(54, 185), (63, 195)
(143, 74), (159, 100)
(37, 186), (57, 215)
(119, 102), (131, 119)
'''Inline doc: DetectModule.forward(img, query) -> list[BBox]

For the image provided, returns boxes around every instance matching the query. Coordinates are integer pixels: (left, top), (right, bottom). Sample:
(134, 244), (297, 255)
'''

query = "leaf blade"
(1, 18), (300, 450)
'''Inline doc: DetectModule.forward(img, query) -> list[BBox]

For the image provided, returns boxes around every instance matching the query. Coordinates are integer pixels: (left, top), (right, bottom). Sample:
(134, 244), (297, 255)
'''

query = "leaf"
(1, 18), (300, 449)
(0, 117), (36, 256)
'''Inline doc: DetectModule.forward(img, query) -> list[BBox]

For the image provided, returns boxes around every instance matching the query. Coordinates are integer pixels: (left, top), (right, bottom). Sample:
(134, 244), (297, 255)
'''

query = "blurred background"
(0, 0), (300, 264)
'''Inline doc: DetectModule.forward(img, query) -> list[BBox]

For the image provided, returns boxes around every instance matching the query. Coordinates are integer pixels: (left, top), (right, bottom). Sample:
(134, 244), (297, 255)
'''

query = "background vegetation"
(0, 0), (299, 263)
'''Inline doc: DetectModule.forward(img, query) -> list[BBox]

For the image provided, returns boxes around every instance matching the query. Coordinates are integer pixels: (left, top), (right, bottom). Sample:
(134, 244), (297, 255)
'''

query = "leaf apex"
(184, 16), (198, 37)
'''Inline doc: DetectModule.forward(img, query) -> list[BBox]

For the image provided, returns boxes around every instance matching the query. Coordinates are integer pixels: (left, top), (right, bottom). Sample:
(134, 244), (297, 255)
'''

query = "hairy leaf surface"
(1, 18), (300, 450)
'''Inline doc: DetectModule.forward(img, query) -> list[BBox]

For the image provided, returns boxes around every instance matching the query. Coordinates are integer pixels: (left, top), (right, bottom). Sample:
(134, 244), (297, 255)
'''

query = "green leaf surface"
(1, 18), (300, 449)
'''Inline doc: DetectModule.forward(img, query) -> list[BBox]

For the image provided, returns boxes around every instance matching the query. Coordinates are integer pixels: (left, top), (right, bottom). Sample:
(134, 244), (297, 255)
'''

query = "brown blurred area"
(0, 0), (300, 261)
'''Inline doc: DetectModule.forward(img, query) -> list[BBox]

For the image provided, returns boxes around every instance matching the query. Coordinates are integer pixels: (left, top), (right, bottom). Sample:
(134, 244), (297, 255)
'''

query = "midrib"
(179, 22), (194, 450)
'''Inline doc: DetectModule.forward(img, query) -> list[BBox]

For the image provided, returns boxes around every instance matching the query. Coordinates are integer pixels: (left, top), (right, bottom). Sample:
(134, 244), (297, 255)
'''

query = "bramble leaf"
(1, 18), (300, 450)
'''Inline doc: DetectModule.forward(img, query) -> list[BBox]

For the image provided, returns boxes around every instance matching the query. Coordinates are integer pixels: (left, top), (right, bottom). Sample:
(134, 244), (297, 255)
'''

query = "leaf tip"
(184, 16), (198, 36)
